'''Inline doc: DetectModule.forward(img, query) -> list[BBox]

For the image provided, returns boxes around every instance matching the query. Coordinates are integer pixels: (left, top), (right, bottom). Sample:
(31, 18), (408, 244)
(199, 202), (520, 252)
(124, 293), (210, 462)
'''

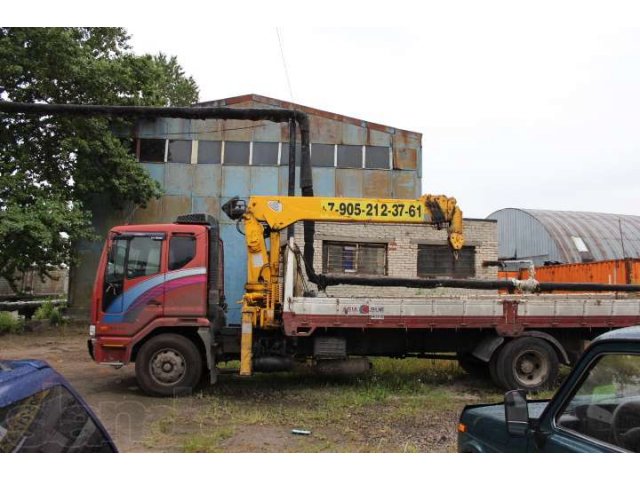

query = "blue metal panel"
(278, 166), (301, 196)
(312, 168), (336, 196)
(137, 118), (169, 138)
(222, 166), (251, 198)
(250, 167), (279, 195)
(191, 196), (220, 218)
(221, 223), (246, 324)
(192, 165), (221, 196)
(336, 169), (363, 197)
(141, 163), (165, 188)
(166, 118), (194, 140)
(163, 164), (194, 195)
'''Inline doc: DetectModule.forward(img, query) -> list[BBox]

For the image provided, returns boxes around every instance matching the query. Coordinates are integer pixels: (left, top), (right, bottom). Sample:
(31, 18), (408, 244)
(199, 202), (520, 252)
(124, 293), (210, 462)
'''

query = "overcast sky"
(120, 5), (636, 218)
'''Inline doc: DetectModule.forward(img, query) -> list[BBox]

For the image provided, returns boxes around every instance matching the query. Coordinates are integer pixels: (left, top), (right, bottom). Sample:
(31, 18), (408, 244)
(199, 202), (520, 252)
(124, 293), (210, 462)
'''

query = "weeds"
(33, 301), (67, 326)
(0, 312), (24, 335)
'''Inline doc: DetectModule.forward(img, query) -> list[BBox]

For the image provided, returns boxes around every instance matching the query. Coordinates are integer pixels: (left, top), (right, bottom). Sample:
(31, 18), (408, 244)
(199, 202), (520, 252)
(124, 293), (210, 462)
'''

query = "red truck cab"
(89, 214), (225, 395)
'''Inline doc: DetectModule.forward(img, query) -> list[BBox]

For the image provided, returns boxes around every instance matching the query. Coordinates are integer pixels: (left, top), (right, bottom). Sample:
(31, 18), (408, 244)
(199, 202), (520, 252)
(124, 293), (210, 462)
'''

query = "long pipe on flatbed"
(315, 275), (640, 293)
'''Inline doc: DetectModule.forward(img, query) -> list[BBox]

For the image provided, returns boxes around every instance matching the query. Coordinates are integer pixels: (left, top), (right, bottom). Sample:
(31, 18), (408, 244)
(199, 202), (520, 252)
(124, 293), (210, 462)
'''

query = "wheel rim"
(512, 349), (549, 387)
(149, 348), (187, 385)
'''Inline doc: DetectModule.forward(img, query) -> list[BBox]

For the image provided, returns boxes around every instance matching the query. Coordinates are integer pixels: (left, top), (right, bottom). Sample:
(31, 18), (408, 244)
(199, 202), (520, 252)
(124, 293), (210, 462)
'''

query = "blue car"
(0, 360), (117, 453)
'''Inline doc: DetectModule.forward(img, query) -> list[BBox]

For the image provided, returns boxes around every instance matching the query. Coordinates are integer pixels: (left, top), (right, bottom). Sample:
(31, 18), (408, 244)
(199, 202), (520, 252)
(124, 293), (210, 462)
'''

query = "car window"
(0, 385), (114, 453)
(556, 354), (640, 452)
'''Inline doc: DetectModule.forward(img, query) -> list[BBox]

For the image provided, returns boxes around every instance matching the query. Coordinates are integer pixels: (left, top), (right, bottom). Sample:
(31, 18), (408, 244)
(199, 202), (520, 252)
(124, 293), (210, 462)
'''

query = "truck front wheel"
(135, 334), (203, 396)
(495, 337), (559, 392)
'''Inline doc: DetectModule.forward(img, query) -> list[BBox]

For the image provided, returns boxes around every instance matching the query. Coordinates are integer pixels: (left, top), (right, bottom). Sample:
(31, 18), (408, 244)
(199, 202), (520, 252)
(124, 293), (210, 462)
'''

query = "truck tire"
(135, 334), (203, 397)
(457, 353), (490, 378)
(495, 337), (559, 392)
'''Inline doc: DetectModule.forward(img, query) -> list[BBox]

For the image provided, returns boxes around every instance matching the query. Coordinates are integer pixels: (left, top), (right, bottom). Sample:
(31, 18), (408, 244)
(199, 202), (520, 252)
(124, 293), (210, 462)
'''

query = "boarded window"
(366, 146), (390, 169)
(280, 142), (301, 165)
(138, 138), (165, 163)
(337, 145), (362, 168)
(224, 141), (250, 165)
(417, 245), (475, 278)
(167, 140), (192, 163)
(311, 143), (335, 167)
(323, 241), (387, 275)
(252, 142), (279, 166)
(197, 141), (222, 164)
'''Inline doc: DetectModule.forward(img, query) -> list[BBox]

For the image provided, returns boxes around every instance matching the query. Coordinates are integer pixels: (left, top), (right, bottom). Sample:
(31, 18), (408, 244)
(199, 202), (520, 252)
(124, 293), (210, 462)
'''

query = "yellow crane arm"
(244, 194), (464, 250)
(222, 194), (464, 377)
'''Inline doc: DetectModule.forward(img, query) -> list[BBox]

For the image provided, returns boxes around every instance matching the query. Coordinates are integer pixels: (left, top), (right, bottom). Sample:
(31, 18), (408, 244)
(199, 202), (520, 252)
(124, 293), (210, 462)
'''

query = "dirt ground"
(0, 326), (507, 452)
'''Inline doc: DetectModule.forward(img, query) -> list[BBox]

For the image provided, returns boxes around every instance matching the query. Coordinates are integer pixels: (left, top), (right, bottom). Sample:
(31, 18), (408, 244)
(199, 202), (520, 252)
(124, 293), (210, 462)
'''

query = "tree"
(0, 27), (199, 288)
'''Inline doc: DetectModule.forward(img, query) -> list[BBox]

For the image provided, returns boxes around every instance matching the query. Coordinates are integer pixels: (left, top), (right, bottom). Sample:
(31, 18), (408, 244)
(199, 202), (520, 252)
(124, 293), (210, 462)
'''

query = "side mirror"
(505, 389), (530, 437)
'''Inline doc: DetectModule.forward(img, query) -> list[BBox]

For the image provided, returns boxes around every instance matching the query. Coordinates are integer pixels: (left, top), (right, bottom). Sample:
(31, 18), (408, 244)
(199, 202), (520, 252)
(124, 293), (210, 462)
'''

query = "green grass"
(143, 357), (504, 452)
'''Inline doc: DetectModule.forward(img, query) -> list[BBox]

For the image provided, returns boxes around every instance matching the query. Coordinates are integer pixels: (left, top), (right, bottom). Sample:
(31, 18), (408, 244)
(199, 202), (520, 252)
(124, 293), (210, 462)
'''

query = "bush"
(33, 301), (67, 326)
(0, 312), (24, 334)
(49, 308), (68, 327)
(33, 301), (56, 321)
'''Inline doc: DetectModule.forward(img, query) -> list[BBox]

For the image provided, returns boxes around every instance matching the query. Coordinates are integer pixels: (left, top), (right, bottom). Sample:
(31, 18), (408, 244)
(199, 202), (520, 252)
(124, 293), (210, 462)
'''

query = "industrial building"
(488, 208), (640, 265)
(70, 95), (497, 322)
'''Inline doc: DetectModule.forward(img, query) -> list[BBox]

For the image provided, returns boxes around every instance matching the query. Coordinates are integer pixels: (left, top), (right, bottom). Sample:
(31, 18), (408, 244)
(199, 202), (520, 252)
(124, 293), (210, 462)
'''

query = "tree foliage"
(0, 27), (199, 287)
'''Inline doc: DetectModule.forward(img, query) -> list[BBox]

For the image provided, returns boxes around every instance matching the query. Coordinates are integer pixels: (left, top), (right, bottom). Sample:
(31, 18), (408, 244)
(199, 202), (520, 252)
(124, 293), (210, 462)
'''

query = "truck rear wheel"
(495, 337), (559, 392)
(135, 334), (203, 397)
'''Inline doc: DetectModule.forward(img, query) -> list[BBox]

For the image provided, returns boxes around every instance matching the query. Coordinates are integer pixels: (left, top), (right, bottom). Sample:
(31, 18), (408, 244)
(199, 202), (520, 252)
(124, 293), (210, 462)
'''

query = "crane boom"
(222, 194), (464, 375)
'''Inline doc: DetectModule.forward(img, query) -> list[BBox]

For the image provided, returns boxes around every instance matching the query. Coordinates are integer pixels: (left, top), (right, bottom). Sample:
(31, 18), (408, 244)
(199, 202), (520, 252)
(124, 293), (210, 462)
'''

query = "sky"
(14, 1), (640, 219)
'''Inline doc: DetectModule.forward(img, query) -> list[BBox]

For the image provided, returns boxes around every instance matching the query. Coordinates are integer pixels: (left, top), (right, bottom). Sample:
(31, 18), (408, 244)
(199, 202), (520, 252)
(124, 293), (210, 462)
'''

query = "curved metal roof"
(490, 208), (640, 263)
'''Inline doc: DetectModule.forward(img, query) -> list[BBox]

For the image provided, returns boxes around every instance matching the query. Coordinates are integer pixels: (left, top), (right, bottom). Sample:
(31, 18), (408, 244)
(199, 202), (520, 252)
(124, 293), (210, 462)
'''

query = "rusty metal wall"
(72, 96), (423, 321)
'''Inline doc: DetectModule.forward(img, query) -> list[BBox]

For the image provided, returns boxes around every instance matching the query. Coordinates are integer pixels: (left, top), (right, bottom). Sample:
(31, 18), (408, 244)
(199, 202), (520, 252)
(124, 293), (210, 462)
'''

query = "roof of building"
(195, 94), (421, 138)
(490, 208), (640, 262)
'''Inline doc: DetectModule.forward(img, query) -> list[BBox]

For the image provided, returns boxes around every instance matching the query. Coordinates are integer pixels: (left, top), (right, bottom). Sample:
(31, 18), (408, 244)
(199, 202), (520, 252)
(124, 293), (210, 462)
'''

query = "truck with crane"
(88, 193), (640, 396)
(1, 100), (638, 397)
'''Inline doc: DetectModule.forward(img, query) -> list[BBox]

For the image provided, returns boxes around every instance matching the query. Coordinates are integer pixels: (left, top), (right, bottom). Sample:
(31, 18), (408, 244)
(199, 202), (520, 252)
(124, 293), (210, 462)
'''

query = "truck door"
(101, 233), (165, 331)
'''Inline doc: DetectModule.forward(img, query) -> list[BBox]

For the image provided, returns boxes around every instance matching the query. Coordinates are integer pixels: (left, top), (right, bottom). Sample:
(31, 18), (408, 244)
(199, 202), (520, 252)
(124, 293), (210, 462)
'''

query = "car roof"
(0, 360), (59, 407)
(593, 325), (640, 343)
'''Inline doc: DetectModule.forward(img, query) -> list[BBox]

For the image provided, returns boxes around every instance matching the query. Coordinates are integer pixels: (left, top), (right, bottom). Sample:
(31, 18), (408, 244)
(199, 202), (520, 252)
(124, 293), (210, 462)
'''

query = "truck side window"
(102, 237), (127, 311)
(126, 237), (162, 279)
(0, 385), (114, 453)
(556, 354), (640, 452)
(169, 235), (196, 270)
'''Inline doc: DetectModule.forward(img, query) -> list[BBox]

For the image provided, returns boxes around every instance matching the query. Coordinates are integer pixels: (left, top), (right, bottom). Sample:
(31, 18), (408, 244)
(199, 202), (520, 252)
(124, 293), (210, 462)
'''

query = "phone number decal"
(321, 200), (424, 221)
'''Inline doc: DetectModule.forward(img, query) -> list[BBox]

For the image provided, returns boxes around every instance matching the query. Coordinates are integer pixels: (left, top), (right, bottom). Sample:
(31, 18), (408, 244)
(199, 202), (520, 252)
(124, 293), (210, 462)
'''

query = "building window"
(224, 141), (250, 165)
(337, 145), (362, 168)
(198, 141), (222, 164)
(323, 241), (387, 275)
(252, 142), (279, 166)
(280, 143), (301, 166)
(365, 146), (390, 169)
(138, 138), (166, 163)
(311, 143), (335, 167)
(417, 245), (475, 278)
(167, 140), (192, 164)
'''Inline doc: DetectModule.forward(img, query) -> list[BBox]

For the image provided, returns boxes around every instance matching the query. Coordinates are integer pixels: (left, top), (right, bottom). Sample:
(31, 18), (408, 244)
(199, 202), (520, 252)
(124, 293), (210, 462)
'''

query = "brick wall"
(293, 219), (498, 297)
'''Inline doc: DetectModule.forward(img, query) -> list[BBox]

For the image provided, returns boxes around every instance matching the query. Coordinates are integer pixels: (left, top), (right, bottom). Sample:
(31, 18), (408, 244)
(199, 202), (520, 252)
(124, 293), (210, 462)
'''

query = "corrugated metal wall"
(71, 96), (424, 323)
(489, 208), (640, 265)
